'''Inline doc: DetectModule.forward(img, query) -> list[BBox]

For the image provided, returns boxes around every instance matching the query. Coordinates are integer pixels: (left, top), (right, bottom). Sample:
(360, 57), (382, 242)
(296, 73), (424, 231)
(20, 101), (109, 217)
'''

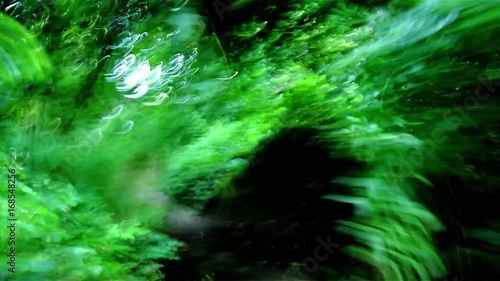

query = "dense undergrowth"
(0, 0), (499, 280)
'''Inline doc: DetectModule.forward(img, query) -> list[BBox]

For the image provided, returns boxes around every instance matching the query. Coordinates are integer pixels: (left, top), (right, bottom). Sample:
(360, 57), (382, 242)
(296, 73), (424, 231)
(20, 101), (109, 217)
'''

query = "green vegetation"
(0, 0), (499, 280)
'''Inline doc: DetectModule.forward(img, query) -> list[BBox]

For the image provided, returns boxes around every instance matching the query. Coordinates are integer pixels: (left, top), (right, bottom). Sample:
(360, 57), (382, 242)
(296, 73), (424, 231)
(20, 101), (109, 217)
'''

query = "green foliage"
(0, 153), (183, 280)
(1, 0), (500, 280)
(0, 12), (52, 112)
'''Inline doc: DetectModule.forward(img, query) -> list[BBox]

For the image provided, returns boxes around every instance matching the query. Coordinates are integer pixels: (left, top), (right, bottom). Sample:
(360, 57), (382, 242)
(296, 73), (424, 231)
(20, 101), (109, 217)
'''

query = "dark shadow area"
(161, 126), (367, 280)
(420, 173), (500, 281)
(201, 0), (299, 63)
